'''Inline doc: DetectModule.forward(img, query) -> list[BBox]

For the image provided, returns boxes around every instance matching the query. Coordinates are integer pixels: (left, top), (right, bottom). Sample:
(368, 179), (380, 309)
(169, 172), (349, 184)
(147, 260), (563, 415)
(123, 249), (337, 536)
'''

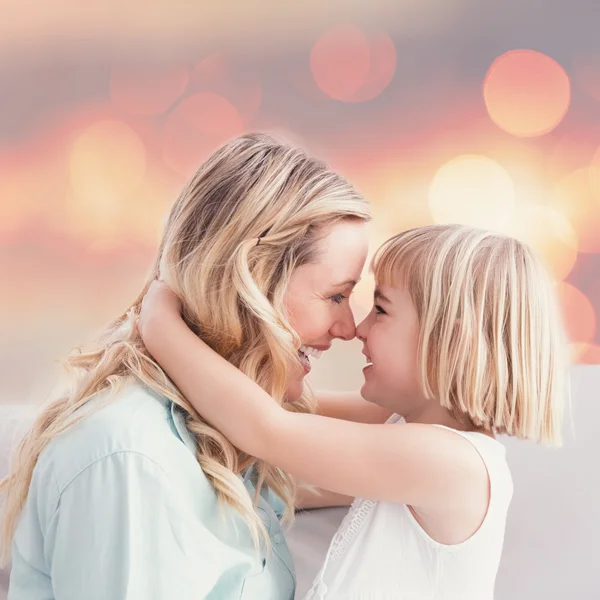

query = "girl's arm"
(138, 282), (481, 508)
(295, 485), (354, 510)
(315, 390), (392, 424)
(297, 391), (389, 509)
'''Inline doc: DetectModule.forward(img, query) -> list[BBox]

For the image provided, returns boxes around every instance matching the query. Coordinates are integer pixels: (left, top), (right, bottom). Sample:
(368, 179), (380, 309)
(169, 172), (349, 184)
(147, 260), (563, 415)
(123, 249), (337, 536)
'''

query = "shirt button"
(273, 532), (283, 544)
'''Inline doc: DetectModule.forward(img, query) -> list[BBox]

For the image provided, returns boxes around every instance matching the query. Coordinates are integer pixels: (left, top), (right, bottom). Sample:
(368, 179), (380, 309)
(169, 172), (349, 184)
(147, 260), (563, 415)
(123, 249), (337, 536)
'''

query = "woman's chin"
(284, 378), (305, 403)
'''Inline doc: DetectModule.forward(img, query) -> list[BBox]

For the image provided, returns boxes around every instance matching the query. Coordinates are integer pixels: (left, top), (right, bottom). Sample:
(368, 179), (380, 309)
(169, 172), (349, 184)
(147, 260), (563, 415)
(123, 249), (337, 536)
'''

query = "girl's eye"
(374, 304), (386, 315)
(330, 293), (347, 305)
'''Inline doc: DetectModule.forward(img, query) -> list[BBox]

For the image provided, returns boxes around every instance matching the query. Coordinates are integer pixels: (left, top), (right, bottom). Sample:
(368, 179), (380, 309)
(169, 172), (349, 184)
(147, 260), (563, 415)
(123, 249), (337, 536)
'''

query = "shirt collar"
(166, 395), (291, 570)
(169, 401), (200, 455)
(168, 399), (261, 493)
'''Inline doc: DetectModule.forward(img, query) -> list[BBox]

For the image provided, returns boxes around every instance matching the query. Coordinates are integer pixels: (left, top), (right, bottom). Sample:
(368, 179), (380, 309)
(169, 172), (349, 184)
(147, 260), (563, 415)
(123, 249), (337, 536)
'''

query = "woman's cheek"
(300, 313), (329, 341)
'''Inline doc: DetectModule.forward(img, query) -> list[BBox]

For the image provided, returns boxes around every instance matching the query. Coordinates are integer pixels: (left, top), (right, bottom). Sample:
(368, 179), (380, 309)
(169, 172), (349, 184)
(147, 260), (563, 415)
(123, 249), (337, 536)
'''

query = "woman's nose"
(330, 308), (356, 341)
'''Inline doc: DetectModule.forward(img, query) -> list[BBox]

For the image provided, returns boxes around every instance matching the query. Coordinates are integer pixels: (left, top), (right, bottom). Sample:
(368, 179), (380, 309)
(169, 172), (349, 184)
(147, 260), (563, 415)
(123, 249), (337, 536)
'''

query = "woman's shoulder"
(36, 383), (197, 494)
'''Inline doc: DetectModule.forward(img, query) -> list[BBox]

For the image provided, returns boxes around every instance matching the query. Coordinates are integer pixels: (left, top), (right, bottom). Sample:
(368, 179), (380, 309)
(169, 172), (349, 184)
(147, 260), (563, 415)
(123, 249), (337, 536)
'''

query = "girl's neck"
(403, 402), (491, 436)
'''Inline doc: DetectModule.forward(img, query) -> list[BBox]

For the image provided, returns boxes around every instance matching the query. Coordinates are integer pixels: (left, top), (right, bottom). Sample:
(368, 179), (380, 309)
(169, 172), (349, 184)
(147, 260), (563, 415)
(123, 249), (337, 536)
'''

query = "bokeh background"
(2, 0), (600, 409)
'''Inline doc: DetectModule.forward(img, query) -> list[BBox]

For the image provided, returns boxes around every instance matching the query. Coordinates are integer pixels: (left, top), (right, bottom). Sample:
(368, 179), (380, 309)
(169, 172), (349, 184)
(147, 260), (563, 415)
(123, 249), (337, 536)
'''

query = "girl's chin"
(360, 381), (374, 403)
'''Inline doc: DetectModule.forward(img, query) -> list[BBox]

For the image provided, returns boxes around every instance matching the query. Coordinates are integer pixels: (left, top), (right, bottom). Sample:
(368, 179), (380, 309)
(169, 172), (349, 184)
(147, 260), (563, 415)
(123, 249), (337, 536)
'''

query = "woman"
(0, 133), (377, 599)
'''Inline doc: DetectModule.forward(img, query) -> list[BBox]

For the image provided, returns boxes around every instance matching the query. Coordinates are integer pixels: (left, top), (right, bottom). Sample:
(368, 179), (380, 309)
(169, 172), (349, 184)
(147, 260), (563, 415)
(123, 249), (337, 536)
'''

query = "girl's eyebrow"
(374, 288), (392, 304)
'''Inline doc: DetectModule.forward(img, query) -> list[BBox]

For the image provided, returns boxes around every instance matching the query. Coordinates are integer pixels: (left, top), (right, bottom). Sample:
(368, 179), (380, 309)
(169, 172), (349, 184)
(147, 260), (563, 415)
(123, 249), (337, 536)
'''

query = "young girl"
(138, 224), (568, 600)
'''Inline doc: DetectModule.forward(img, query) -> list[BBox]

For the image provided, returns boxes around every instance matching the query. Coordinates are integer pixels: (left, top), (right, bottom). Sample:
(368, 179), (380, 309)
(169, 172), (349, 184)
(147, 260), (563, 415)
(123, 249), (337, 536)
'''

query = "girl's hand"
(137, 280), (183, 352)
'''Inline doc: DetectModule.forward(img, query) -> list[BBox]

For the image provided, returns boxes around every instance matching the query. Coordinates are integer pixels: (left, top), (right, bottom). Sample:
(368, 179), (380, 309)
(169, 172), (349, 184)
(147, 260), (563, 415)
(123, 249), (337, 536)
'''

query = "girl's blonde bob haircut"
(373, 224), (569, 446)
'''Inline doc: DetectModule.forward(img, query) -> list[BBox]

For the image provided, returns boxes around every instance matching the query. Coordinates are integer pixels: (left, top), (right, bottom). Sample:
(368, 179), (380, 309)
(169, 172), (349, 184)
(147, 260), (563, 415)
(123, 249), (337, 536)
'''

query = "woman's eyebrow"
(332, 278), (360, 288)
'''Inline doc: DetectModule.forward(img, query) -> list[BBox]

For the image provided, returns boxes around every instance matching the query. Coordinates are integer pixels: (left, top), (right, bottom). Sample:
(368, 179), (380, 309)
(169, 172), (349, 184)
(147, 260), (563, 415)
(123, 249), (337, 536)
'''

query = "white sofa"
(1, 367), (598, 599)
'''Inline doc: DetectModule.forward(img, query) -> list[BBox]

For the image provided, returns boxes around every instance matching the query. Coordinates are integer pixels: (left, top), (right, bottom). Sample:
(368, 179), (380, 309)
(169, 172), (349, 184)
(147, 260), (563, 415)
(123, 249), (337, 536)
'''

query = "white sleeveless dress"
(303, 414), (513, 600)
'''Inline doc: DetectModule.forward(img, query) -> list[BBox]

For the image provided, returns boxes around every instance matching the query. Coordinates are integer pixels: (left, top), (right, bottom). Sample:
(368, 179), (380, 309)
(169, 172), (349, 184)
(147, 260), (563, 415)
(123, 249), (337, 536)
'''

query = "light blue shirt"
(8, 384), (296, 599)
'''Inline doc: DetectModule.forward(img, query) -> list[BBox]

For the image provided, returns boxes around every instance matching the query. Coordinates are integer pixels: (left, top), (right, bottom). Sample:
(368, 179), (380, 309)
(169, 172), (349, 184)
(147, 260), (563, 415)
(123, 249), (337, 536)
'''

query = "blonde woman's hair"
(0, 133), (371, 563)
(373, 224), (569, 446)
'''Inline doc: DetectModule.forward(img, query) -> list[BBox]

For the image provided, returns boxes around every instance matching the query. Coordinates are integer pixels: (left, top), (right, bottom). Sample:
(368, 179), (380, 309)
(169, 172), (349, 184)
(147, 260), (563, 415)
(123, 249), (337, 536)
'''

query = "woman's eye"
(374, 304), (386, 315)
(330, 293), (347, 304)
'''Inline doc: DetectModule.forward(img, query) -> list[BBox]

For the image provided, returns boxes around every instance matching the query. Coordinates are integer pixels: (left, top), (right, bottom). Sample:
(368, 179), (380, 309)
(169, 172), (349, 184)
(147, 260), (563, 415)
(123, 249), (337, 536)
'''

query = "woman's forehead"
(314, 220), (368, 267)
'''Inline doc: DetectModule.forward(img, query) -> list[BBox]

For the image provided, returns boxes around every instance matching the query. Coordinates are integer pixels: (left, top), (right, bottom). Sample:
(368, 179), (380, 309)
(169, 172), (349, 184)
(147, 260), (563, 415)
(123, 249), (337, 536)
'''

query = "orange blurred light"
(0, 144), (68, 234)
(310, 25), (395, 102)
(162, 92), (244, 178)
(483, 50), (570, 137)
(549, 168), (600, 253)
(505, 204), (578, 280)
(110, 63), (189, 116)
(124, 169), (184, 244)
(374, 179), (434, 234)
(573, 54), (600, 103)
(579, 344), (600, 365)
(590, 145), (600, 190)
(68, 119), (147, 239)
(350, 30), (396, 102)
(569, 343), (590, 362)
(428, 155), (515, 230)
(193, 53), (231, 87)
(546, 129), (600, 181)
(557, 282), (596, 345)
(192, 54), (263, 124)
(311, 25), (370, 101)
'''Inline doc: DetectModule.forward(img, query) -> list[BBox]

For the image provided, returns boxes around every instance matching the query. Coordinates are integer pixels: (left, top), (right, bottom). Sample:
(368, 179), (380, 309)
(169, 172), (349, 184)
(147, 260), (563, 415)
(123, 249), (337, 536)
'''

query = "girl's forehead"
(373, 275), (405, 292)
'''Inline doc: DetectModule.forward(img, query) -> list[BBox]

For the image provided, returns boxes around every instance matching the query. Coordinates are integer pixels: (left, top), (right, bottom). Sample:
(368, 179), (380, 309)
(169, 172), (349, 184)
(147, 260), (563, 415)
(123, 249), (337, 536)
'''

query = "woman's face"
(283, 219), (369, 401)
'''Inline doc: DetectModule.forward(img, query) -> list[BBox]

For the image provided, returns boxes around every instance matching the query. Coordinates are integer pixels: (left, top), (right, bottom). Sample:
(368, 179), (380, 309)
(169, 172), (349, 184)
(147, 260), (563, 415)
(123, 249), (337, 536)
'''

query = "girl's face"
(356, 282), (423, 414)
(283, 219), (369, 401)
